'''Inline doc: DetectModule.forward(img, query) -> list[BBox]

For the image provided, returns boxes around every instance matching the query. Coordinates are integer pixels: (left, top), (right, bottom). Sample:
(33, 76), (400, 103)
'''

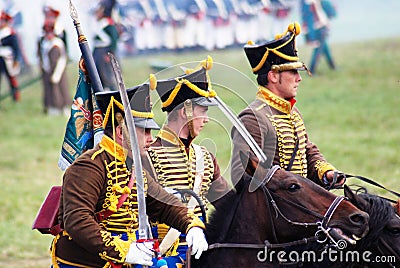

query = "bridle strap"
(321, 195), (346, 228)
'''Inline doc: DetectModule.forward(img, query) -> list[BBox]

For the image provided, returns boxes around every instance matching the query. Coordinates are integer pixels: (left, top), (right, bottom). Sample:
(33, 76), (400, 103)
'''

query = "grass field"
(0, 37), (399, 267)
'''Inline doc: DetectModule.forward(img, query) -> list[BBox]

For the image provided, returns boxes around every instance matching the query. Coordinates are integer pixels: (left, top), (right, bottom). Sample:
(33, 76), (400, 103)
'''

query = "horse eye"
(388, 228), (400, 236)
(288, 183), (301, 192)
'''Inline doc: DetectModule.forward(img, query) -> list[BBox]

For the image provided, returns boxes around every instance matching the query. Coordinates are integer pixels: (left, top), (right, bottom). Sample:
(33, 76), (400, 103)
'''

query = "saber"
(214, 96), (267, 163)
(109, 53), (149, 240)
(69, 0), (103, 93)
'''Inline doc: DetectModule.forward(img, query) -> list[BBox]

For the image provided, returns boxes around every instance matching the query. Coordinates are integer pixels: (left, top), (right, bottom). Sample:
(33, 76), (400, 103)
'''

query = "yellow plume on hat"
(275, 22), (301, 40)
(200, 55), (213, 70)
(184, 56), (213, 74)
(149, 73), (157, 90)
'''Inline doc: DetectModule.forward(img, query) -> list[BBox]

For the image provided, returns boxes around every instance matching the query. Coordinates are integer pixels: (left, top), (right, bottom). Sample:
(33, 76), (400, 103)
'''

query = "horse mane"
(205, 173), (250, 243)
(353, 187), (395, 250)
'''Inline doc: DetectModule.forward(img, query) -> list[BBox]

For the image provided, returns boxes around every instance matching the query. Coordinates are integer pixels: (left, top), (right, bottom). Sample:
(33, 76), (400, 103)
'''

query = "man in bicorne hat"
(231, 22), (344, 187)
(50, 81), (208, 267)
(145, 56), (233, 267)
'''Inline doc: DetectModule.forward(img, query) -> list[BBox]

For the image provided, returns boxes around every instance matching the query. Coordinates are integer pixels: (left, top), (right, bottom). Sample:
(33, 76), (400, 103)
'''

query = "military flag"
(58, 67), (104, 171)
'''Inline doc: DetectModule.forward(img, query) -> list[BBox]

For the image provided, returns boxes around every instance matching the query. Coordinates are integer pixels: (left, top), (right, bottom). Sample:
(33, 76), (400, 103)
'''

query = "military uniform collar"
(99, 135), (127, 162)
(256, 85), (296, 114)
(156, 125), (194, 148)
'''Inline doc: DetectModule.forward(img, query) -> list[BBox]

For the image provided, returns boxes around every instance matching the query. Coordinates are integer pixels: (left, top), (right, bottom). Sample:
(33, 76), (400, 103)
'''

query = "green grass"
(0, 38), (399, 267)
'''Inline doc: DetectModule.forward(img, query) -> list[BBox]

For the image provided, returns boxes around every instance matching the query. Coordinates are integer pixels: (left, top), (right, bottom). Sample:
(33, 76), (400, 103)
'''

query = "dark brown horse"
(268, 186), (400, 268)
(191, 163), (370, 267)
(340, 186), (400, 267)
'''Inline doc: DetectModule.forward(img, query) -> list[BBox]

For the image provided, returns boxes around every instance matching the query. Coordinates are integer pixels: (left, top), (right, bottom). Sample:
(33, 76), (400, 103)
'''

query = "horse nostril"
(349, 212), (369, 225)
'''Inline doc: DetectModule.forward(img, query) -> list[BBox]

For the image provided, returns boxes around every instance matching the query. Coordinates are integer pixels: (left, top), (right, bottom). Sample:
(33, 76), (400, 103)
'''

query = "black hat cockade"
(244, 22), (311, 75)
(151, 56), (218, 113)
(95, 83), (160, 130)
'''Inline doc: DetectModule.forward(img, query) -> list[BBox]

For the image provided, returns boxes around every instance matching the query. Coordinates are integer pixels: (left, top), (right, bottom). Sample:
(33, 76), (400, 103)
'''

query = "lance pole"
(69, 0), (103, 93)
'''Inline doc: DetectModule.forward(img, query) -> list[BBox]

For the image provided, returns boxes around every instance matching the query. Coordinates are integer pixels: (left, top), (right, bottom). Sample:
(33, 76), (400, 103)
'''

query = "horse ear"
(344, 185), (369, 211)
(394, 199), (400, 215)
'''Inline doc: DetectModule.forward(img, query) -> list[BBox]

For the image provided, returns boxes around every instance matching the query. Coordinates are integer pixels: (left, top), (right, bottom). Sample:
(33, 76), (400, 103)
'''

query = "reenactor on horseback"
(232, 22), (345, 187)
(144, 57), (233, 267)
(51, 79), (208, 267)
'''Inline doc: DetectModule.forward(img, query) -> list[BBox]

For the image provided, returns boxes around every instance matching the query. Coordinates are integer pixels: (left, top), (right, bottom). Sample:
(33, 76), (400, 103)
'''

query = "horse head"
(242, 154), (369, 245)
(344, 185), (400, 265)
(193, 154), (370, 267)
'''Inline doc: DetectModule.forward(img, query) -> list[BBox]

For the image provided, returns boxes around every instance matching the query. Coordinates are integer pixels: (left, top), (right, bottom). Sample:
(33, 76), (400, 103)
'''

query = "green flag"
(58, 69), (104, 171)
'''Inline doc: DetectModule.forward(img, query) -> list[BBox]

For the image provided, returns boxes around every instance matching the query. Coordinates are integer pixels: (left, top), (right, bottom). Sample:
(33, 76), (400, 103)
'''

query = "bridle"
(208, 165), (348, 251)
(261, 166), (347, 247)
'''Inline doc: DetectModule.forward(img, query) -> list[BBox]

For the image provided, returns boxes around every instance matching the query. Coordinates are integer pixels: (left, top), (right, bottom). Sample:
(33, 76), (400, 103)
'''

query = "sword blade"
(214, 96), (267, 163)
(109, 53), (149, 240)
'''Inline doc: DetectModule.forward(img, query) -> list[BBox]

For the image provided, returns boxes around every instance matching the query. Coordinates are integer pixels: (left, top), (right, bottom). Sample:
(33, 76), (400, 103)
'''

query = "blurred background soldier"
(92, 0), (120, 91)
(0, 9), (21, 102)
(204, 0), (232, 50)
(184, 0), (207, 50)
(42, 5), (68, 55)
(38, 22), (70, 116)
(300, 0), (337, 74)
(4, 0), (30, 71)
(166, 0), (189, 52)
(270, 0), (295, 37)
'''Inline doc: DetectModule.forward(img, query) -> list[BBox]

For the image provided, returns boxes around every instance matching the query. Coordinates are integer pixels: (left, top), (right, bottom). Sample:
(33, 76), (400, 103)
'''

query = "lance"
(109, 53), (150, 241)
(69, 0), (103, 93)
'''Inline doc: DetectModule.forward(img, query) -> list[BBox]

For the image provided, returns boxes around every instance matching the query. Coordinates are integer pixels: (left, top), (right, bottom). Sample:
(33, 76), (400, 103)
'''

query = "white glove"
(125, 241), (154, 266)
(186, 227), (208, 259)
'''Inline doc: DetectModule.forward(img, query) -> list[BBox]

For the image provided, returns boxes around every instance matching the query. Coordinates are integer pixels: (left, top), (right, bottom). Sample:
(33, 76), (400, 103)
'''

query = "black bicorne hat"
(95, 83), (160, 130)
(244, 22), (310, 75)
(153, 56), (218, 112)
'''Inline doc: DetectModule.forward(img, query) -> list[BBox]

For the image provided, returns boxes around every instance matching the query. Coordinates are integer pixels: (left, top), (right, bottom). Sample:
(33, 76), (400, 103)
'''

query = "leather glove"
(186, 227), (208, 259)
(125, 241), (154, 266)
(323, 170), (346, 188)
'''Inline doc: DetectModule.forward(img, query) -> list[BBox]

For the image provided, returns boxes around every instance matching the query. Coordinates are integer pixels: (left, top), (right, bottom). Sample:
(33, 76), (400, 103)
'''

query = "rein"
(208, 236), (318, 250)
(345, 174), (400, 198)
(207, 165), (346, 251)
(328, 173), (400, 201)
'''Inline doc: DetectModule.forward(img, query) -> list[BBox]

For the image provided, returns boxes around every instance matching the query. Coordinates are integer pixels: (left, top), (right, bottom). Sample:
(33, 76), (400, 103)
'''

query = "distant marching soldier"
(204, 0), (232, 50)
(0, 9), (20, 102)
(92, 0), (120, 91)
(134, 0), (157, 53)
(256, 0), (274, 43)
(234, 0), (260, 45)
(184, 0), (207, 50)
(153, 0), (170, 52)
(166, 0), (189, 51)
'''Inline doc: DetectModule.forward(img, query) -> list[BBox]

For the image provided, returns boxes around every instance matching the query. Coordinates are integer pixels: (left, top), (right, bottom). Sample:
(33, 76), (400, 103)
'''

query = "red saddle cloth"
(32, 186), (62, 235)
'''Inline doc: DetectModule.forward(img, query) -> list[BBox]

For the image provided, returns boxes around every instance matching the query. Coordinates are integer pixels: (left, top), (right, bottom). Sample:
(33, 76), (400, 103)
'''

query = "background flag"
(58, 67), (104, 171)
